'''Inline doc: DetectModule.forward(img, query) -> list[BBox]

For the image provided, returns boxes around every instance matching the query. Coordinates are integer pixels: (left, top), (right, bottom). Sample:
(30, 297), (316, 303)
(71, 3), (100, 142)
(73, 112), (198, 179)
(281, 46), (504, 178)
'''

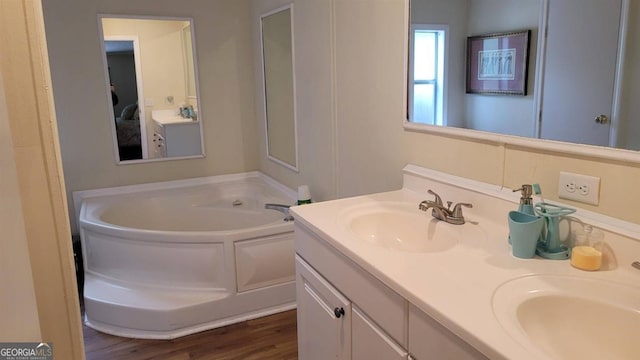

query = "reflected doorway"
(105, 38), (146, 161)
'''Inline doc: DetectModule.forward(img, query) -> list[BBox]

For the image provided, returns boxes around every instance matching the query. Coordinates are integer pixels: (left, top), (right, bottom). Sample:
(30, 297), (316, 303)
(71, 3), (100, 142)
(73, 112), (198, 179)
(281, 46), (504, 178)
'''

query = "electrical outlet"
(558, 171), (600, 205)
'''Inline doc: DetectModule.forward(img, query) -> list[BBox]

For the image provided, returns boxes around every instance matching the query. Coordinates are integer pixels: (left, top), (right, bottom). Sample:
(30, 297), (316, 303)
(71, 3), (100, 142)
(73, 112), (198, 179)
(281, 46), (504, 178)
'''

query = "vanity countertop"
(151, 109), (198, 125)
(289, 168), (640, 360)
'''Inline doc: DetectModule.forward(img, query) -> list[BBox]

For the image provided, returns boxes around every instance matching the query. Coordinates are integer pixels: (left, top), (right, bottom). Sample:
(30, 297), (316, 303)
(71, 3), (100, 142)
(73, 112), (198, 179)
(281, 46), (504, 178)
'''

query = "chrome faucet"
(419, 190), (472, 225)
(264, 203), (294, 222)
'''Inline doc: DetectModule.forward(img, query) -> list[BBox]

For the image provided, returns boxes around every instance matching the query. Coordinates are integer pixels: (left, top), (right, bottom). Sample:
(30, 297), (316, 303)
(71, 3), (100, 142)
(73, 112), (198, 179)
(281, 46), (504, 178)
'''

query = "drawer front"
(408, 304), (487, 360)
(296, 223), (408, 346)
(353, 306), (408, 360)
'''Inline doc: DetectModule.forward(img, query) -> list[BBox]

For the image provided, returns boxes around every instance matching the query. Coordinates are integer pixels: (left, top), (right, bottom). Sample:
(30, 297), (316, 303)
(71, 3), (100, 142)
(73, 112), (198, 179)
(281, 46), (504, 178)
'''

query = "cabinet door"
(296, 255), (351, 360)
(353, 306), (408, 360)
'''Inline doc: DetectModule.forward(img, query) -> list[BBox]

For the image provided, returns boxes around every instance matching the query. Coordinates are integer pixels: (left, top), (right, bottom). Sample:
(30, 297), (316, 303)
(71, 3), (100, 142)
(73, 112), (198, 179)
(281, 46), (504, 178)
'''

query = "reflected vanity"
(260, 5), (298, 171)
(406, 0), (640, 160)
(98, 15), (204, 163)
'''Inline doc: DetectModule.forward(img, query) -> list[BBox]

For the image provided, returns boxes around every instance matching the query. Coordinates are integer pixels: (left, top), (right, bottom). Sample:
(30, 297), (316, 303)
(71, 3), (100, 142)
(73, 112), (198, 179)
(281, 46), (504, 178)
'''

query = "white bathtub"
(74, 172), (297, 339)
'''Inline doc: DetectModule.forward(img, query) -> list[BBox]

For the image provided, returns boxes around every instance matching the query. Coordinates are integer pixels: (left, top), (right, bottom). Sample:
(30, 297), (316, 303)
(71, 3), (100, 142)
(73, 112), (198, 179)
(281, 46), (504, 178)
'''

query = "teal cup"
(508, 211), (544, 258)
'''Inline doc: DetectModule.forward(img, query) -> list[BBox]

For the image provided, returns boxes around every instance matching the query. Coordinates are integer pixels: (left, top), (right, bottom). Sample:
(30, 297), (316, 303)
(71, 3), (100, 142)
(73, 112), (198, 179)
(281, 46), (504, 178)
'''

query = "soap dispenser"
(513, 185), (535, 216)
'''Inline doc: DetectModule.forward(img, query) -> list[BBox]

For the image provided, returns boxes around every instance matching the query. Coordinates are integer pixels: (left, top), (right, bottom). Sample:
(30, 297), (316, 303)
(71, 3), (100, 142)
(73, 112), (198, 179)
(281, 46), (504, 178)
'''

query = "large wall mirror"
(98, 15), (205, 164)
(260, 5), (298, 171)
(407, 0), (640, 158)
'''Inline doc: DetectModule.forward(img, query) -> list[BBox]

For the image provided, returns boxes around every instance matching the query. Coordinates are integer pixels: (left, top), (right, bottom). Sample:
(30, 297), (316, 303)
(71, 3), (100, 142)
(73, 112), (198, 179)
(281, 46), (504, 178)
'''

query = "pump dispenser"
(513, 185), (535, 216)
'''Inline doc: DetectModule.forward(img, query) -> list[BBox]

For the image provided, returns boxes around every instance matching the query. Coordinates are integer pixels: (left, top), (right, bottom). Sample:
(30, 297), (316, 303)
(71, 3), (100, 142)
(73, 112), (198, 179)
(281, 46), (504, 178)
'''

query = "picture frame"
(466, 30), (531, 96)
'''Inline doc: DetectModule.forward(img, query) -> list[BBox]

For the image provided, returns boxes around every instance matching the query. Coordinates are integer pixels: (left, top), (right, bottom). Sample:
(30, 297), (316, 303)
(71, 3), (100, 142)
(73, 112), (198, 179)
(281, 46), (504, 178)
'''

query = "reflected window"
(409, 26), (447, 125)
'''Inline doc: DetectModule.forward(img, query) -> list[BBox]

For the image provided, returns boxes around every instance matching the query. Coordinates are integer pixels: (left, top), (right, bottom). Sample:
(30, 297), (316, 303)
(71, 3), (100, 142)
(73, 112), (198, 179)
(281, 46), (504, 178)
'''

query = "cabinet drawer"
(296, 223), (407, 346)
(353, 306), (407, 360)
(408, 304), (487, 360)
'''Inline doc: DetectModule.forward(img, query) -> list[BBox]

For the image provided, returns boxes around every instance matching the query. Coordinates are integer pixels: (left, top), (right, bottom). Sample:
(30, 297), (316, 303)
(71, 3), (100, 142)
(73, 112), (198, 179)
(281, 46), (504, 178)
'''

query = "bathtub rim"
(72, 171), (297, 233)
(79, 213), (294, 243)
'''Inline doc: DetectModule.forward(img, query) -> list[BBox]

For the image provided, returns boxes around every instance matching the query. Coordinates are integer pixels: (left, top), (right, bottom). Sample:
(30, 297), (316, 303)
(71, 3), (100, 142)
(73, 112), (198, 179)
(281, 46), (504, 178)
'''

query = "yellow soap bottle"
(571, 225), (604, 271)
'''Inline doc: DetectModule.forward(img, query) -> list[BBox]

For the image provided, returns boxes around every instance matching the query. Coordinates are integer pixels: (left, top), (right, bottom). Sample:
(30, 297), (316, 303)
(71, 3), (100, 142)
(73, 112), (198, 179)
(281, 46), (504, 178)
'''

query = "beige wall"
(254, 0), (407, 201)
(0, 54), (42, 343)
(42, 0), (259, 233)
(334, 0), (407, 197)
(0, 0), (84, 357)
(103, 18), (189, 113)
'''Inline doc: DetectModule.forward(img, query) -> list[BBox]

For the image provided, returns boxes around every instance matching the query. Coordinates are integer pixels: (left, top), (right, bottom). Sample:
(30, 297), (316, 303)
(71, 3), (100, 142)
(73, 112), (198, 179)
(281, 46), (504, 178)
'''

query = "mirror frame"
(403, 0), (640, 164)
(260, 4), (299, 172)
(97, 14), (205, 165)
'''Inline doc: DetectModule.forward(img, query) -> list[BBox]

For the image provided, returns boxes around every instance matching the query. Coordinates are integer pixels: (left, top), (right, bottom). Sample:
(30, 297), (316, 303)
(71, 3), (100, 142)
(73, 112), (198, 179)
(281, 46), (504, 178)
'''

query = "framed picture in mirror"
(466, 30), (531, 95)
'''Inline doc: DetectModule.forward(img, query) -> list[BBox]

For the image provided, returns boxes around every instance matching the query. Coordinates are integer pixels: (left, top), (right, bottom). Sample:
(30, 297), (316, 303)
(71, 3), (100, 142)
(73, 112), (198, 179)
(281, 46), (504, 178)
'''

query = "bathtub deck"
(83, 309), (298, 359)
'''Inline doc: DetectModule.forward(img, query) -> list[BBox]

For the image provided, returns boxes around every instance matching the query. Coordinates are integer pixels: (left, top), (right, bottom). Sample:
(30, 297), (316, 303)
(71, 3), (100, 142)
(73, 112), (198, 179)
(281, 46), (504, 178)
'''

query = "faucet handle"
(451, 202), (473, 218)
(427, 189), (443, 206)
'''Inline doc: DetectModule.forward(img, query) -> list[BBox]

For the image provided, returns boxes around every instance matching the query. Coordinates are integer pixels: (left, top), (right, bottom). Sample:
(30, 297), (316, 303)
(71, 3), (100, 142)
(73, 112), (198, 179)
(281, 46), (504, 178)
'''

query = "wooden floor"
(83, 310), (298, 360)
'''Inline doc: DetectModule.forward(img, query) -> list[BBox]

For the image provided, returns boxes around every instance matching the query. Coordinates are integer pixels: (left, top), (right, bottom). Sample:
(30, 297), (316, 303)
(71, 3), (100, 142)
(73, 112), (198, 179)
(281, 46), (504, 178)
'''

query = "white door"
(539, 0), (622, 146)
(296, 255), (351, 360)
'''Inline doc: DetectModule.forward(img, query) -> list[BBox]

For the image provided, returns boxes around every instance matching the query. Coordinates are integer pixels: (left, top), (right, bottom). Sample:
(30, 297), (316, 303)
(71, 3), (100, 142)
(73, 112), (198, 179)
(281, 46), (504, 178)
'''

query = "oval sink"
(492, 275), (640, 359)
(342, 202), (481, 253)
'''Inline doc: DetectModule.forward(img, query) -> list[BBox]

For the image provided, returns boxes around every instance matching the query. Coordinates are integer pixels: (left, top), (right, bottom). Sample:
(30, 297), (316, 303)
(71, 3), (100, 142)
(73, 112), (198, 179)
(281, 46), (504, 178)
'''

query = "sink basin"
(492, 274), (640, 359)
(342, 202), (480, 253)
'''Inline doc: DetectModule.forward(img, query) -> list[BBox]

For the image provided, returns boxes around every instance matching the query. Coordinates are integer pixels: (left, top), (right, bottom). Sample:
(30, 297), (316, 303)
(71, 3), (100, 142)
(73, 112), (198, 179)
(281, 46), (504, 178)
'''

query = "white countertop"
(289, 168), (640, 360)
(151, 109), (198, 125)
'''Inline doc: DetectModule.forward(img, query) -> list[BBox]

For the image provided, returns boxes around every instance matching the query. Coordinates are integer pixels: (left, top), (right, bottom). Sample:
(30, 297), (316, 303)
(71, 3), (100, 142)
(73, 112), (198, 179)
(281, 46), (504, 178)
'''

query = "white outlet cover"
(558, 171), (600, 205)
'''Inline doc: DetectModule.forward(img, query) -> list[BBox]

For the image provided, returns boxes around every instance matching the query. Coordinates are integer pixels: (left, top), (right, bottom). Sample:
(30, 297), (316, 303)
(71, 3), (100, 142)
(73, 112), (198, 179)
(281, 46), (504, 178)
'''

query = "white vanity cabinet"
(152, 120), (201, 157)
(295, 222), (487, 360)
(296, 255), (408, 360)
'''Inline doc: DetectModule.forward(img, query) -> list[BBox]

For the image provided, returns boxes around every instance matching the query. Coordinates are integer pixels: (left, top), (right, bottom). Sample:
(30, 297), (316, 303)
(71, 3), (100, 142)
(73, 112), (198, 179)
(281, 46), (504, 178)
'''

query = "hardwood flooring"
(83, 310), (298, 360)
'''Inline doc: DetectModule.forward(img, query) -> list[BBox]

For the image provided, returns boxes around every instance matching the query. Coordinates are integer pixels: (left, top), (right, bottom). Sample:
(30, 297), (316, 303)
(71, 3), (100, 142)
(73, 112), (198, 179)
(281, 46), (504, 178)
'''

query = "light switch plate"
(558, 171), (600, 205)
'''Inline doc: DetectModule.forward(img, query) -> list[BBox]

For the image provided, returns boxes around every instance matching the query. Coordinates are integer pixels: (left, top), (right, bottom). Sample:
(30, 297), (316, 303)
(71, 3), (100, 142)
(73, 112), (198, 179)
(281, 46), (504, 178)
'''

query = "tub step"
(84, 274), (229, 311)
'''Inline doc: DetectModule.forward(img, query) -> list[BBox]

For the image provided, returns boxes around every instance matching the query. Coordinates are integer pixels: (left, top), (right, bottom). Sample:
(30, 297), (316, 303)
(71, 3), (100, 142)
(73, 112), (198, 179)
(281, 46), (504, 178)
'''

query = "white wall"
(42, 0), (259, 233)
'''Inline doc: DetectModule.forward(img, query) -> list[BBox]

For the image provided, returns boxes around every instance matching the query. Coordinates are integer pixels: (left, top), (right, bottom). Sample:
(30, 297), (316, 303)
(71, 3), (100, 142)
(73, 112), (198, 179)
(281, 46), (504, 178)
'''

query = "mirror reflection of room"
(261, 6), (298, 171)
(100, 16), (204, 163)
(106, 41), (142, 160)
(408, 0), (639, 151)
